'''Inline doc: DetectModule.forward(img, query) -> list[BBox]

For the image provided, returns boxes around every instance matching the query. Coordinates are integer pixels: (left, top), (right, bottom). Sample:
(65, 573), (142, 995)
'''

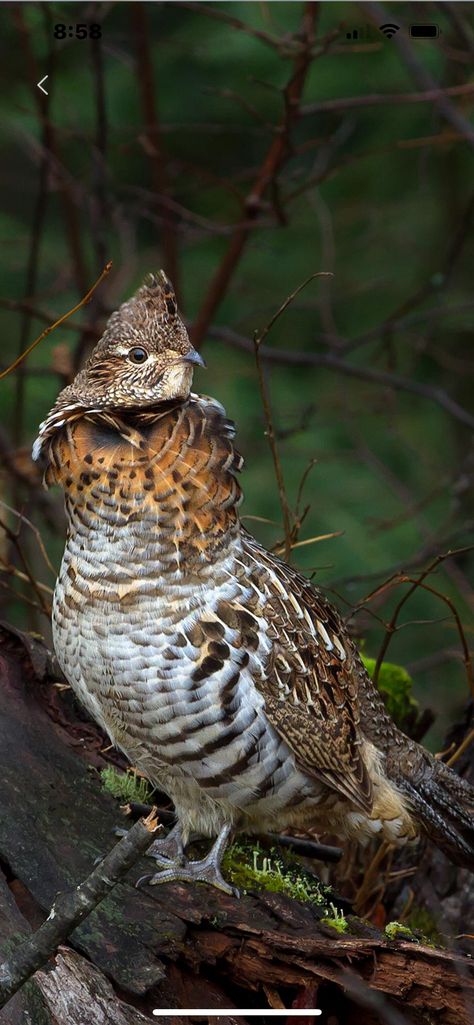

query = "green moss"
(321, 903), (348, 933)
(222, 839), (334, 907)
(407, 906), (443, 947)
(361, 655), (419, 730)
(100, 765), (153, 803)
(385, 920), (416, 941)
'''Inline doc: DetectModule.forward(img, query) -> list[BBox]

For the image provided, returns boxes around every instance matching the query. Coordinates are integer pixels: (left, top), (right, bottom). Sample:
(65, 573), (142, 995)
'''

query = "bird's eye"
(128, 347), (148, 364)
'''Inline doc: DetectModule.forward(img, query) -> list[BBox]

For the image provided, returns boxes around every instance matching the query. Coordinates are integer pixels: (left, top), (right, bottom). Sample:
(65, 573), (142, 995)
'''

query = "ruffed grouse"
(33, 273), (474, 893)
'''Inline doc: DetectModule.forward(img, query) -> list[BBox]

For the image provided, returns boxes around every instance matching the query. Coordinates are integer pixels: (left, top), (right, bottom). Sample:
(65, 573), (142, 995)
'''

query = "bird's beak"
(182, 348), (206, 369)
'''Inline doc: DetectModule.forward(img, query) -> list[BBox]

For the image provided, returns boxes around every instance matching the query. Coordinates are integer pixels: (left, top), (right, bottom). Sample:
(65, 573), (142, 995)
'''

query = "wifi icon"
(379, 23), (400, 38)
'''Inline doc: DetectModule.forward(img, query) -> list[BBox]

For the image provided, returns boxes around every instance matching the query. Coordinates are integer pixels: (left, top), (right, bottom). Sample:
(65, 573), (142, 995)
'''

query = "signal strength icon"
(345, 25), (371, 41)
(379, 23), (400, 38)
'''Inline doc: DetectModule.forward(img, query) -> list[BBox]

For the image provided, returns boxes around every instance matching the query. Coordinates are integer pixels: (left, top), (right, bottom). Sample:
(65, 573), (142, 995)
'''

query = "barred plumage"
(33, 272), (474, 892)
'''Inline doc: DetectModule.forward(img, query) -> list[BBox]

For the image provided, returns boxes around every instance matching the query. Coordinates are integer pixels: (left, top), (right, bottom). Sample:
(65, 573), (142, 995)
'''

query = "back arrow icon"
(37, 75), (48, 95)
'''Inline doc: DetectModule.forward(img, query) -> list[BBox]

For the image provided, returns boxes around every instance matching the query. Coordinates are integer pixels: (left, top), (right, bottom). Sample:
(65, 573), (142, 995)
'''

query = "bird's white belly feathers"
(52, 537), (323, 837)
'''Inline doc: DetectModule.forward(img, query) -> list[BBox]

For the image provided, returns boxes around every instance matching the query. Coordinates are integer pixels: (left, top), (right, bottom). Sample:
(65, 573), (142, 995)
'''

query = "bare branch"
(253, 272), (331, 561)
(0, 514), (51, 616)
(357, 547), (474, 690)
(0, 812), (159, 1011)
(0, 298), (96, 335)
(0, 501), (56, 575)
(360, 1), (474, 148)
(401, 576), (474, 699)
(191, 2), (318, 348)
(253, 338), (293, 562)
(302, 82), (474, 115)
(0, 263), (112, 381)
(209, 326), (474, 430)
(255, 271), (333, 349)
(176, 1), (285, 53)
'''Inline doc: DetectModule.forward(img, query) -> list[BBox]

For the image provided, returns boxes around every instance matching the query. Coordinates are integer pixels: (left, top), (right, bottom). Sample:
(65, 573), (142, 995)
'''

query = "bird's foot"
(140, 856), (238, 896)
(146, 821), (186, 867)
(138, 823), (238, 897)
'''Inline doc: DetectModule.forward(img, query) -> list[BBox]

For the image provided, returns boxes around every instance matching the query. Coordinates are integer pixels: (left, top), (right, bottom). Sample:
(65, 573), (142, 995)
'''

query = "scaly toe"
(148, 852), (181, 868)
(146, 827), (186, 868)
(141, 857), (239, 897)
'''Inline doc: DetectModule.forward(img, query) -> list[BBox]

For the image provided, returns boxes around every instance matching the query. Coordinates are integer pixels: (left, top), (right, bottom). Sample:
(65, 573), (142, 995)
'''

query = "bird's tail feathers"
(400, 753), (474, 869)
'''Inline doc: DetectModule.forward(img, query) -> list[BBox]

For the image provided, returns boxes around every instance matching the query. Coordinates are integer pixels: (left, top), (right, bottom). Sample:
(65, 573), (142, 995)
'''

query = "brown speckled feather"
(239, 533), (374, 813)
(40, 396), (243, 566)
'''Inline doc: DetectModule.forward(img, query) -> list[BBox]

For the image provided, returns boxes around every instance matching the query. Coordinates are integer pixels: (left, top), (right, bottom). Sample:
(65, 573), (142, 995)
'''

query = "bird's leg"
(138, 822), (238, 896)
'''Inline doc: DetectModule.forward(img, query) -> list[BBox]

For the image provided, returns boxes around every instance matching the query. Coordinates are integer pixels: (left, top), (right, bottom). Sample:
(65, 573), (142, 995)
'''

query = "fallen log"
(0, 622), (473, 1024)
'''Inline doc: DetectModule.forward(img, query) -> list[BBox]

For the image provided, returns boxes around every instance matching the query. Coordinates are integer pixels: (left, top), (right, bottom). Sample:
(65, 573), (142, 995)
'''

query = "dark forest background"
(1, 0), (473, 750)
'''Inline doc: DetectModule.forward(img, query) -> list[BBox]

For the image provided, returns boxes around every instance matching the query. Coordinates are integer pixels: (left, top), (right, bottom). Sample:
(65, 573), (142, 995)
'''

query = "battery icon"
(410, 24), (439, 38)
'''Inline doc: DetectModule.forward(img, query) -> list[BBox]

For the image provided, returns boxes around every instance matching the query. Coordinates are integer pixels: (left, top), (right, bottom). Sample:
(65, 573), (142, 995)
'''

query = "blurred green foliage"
(1, 2), (473, 748)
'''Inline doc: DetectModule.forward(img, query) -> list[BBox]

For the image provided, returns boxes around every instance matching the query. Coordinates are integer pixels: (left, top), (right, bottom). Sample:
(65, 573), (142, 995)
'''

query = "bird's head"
(73, 271), (205, 408)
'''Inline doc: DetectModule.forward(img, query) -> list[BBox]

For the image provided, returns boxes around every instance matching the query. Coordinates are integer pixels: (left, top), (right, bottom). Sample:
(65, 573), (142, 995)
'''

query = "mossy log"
(0, 622), (473, 1025)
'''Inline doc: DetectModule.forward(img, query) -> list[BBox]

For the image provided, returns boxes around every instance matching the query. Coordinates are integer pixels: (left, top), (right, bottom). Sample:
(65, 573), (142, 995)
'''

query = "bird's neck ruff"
(33, 393), (244, 574)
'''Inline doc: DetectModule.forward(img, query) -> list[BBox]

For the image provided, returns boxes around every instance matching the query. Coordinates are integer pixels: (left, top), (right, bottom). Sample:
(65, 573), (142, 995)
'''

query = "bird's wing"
(240, 531), (374, 813)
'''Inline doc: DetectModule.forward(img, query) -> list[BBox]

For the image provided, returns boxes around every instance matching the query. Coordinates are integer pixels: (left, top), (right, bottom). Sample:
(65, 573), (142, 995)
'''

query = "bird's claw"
(135, 872), (155, 888)
(142, 857), (239, 897)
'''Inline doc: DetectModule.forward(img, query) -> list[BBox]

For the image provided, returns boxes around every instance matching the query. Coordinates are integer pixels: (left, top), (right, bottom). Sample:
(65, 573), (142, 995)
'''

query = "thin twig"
(361, 547), (474, 690)
(401, 576), (473, 699)
(0, 579), (48, 615)
(344, 189), (474, 357)
(176, 1), (284, 53)
(255, 272), (333, 349)
(0, 811), (160, 1011)
(446, 727), (474, 767)
(274, 531), (343, 557)
(354, 841), (393, 914)
(0, 428), (64, 534)
(209, 325), (474, 430)
(265, 834), (342, 864)
(301, 82), (474, 115)
(0, 299), (96, 335)
(254, 272), (331, 561)
(0, 501), (56, 575)
(0, 263), (112, 380)
(254, 338), (293, 561)
(295, 457), (318, 523)
(0, 561), (53, 598)
(361, 0), (474, 148)
(0, 515), (51, 616)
